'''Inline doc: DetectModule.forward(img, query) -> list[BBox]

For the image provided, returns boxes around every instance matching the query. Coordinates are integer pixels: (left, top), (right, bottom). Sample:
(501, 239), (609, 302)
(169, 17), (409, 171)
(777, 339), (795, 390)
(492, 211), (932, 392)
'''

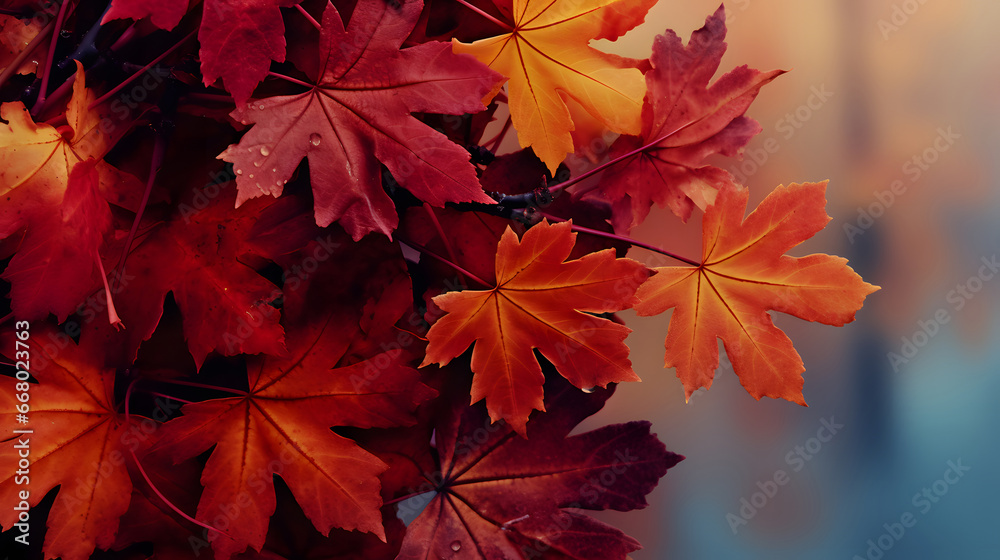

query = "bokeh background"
(559, 0), (1000, 558)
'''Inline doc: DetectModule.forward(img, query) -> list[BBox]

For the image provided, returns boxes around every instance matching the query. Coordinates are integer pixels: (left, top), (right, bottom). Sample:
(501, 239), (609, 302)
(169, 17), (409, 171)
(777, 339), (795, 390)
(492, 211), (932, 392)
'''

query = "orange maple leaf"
(421, 219), (649, 434)
(150, 286), (434, 559)
(0, 61), (132, 239)
(452, 0), (657, 173)
(634, 182), (879, 403)
(0, 326), (142, 560)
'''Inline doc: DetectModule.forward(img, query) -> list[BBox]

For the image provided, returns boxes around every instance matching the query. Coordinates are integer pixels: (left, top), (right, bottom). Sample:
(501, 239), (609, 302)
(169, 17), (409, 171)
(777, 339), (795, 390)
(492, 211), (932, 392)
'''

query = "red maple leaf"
(596, 5), (784, 232)
(2, 158), (118, 325)
(394, 372), (683, 560)
(85, 187), (285, 369)
(147, 237), (435, 559)
(218, 0), (502, 239)
(102, 0), (301, 105)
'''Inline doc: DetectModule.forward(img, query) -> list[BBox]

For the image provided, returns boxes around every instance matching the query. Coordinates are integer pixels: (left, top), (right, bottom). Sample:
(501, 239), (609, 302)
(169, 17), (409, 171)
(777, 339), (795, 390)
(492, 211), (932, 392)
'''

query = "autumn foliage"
(0, 1), (876, 559)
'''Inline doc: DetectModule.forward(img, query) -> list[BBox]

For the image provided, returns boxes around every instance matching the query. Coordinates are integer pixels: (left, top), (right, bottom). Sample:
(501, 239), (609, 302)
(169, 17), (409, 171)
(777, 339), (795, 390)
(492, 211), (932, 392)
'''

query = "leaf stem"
(422, 203), (460, 265)
(538, 212), (700, 267)
(485, 114), (512, 154)
(152, 378), (249, 397)
(267, 71), (314, 89)
(33, 0), (73, 115)
(113, 130), (168, 294)
(384, 489), (435, 506)
(294, 4), (322, 30)
(399, 237), (493, 289)
(89, 30), (196, 110)
(144, 391), (194, 405)
(124, 380), (228, 537)
(451, 0), (513, 31)
(547, 118), (701, 195)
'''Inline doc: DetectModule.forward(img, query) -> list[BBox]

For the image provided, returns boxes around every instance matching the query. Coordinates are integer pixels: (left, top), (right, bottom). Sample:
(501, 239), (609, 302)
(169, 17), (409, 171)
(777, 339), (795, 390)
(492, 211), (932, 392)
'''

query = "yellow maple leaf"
(453, 0), (656, 172)
(0, 60), (120, 238)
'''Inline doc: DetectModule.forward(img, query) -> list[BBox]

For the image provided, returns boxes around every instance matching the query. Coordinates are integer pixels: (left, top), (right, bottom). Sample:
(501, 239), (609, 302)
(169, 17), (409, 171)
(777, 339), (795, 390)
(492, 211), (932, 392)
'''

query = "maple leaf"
(218, 0), (502, 240)
(86, 188), (285, 369)
(597, 5), (785, 233)
(396, 373), (683, 560)
(2, 158), (117, 323)
(452, 0), (657, 172)
(0, 326), (145, 560)
(199, 0), (303, 105)
(148, 245), (435, 559)
(421, 219), (648, 434)
(634, 182), (880, 403)
(102, 0), (299, 104)
(0, 60), (134, 240)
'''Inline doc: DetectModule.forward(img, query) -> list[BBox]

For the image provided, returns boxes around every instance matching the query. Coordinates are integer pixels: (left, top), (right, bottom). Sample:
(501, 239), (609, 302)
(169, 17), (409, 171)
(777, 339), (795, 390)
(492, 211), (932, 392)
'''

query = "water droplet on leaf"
(260, 146), (270, 156)
(309, 133), (322, 146)
(235, 169), (243, 175)
(248, 173), (254, 179)
(450, 541), (461, 552)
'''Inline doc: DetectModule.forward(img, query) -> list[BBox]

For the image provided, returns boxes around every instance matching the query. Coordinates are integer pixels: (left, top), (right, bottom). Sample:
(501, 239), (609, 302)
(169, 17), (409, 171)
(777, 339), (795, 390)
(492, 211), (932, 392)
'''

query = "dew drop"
(260, 146), (270, 156)
(258, 103), (265, 110)
(271, 167), (277, 173)
(581, 386), (596, 394)
(235, 169), (243, 175)
(309, 133), (322, 146)
(253, 160), (262, 167)
(248, 173), (254, 179)
(276, 180), (283, 187)
(450, 541), (461, 552)
(248, 147), (254, 152)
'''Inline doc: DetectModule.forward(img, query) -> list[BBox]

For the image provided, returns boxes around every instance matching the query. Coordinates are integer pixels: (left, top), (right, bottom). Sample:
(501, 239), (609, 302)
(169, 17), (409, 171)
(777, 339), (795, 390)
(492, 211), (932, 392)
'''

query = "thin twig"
(539, 212), (701, 267)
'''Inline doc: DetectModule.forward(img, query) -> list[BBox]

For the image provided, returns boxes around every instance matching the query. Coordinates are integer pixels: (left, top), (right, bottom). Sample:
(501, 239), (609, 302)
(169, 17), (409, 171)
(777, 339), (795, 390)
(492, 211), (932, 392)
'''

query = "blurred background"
(564, 0), (1000, 558)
